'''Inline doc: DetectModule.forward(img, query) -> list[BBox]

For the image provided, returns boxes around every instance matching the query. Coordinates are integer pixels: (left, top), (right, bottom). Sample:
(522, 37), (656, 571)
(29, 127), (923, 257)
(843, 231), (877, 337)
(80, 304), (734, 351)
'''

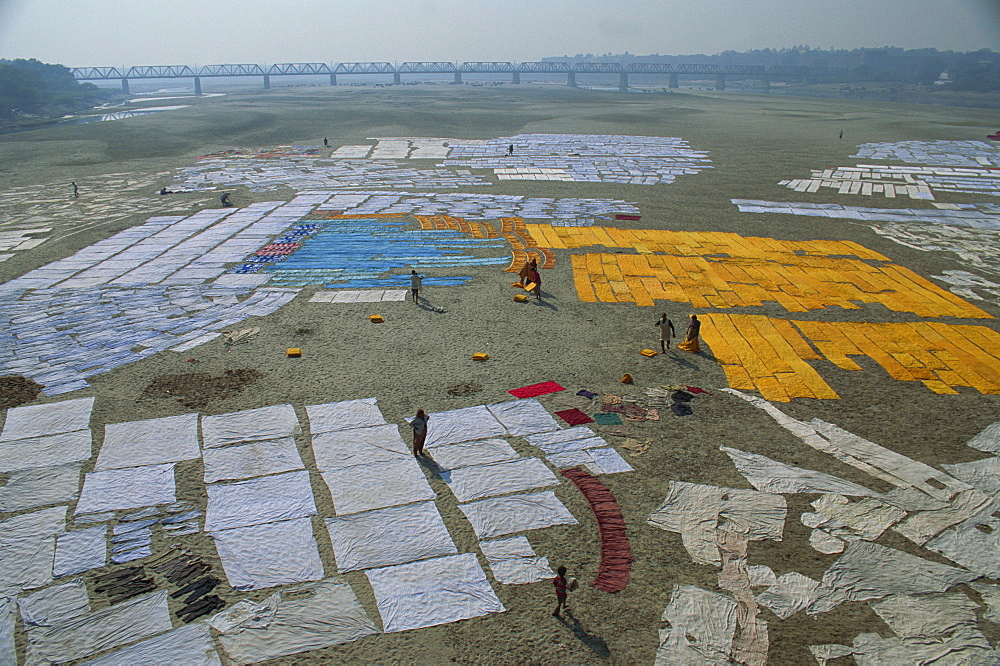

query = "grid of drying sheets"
(0, 198), (327, 395)
(780, 165), (1000, 200)
(314, 190), (641, 220)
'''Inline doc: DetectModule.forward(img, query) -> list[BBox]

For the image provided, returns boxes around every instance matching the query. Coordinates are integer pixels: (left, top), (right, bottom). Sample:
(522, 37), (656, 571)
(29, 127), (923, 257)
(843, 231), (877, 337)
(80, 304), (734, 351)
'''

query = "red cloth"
(554, 409), (594, 426)
(614, 214), (641, 221)
(561, 467), (632, 593)
(685, 386), (711, 395)
(508, 381), (566, 398)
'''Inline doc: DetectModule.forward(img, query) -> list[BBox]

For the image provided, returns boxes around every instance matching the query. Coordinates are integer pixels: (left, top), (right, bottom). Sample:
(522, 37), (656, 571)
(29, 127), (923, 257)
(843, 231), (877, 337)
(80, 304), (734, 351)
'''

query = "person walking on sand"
(530, 267), (541, 301)
(518, 258), (537, 288)
(678, 314), (702, 353)
(411, 409), (428, 456)
(553, 566), (576, 616)
(654, 313), (675, 352)
(220, 192), (232, 207)
(508, 144), (514, 156)
(839, 129), (844, 140)
(323, 137), (329, 147)
(410, 270), (423, 302)
(71, 181), (78, 198)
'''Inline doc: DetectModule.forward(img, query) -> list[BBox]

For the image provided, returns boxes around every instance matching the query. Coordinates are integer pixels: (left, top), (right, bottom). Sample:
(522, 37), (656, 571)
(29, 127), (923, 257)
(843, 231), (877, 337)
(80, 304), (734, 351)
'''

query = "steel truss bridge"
(71, 61), (847, 94)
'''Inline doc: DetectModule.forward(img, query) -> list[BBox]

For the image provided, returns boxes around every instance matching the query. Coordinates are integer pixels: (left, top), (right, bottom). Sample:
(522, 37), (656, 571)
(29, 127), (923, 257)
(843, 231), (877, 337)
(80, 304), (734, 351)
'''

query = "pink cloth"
(555, 408), (594, 426)
(508, 381), (566, 398)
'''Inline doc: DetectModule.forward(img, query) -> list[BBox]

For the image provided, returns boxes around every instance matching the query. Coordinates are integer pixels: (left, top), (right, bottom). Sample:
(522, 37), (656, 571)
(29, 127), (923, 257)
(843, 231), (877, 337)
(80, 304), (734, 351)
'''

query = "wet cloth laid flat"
(365, 553), (505, 632)
(217, 579), (378, 663)
(459, 490), (579, 539)
(526, 426), (608, 453)
(0, 396), (94, 441)
(508, 381), (566, 398)
(555, 409), (594, 426)
(441, 457), (559, 502)
(325, 501), (457, 572)
(593, 412), (623, 425)
(0, 462), (82, 513)
(201, 404), (300, 448)
(18, 578), (90, 627)
(426, 439), (519, 471)
(415, 406), (507, 448)
(202, 437), (304, 483)
(0, 506), (67, 595)
(311, 424), (410, 470)
(486, 399), (560, 436)
(211, 517), (325, 590)
(546, 447), (634, 475)
(656, 585), (738, 665)
(81, 623), (221, 666)
(95, 413), (200, 471)
(721, 446), (880, 497)
(205, 470), (316, 532)
(53, 524), (107, 578)
(75, 464), (176, 515)
(0, 430), (92, 473)
(479, 536), (553, 585)
(306, 398), (386, 434)
(0, 599), (13, 665)
(321, 458), (435, 516)
(25, 590), (173, 664)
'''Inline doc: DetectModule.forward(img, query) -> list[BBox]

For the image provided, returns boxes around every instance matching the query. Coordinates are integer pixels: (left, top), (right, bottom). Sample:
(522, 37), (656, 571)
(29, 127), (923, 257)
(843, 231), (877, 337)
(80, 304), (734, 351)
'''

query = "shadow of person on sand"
(556, 611), (611, 658)
(531, 290), (558, 311)
(414, 299), (445, 313)
(662, 350), (700, 370)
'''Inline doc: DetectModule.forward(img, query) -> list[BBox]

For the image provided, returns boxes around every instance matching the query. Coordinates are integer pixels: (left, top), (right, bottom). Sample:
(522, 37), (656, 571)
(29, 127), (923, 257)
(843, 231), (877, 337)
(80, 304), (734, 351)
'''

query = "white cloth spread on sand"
(802, 494), (906, 542)
(721, 446), (879, 497)
(0, 506), (66, 595)
(942, 457), (1000, 495)
(0, 396), (94, 441)
(441, 457), (559, 502)
(95, 413), (200, 471)
(458, 490), (578, 539)
(211, 517), (325, 590)
(967, 420), (1000, 454)
(486, 399), (560, 436)
(53, 524), (107, 578)
(647, 481), (786, 567)
(81, 623), (221, 666)
(325, 501), (457, 572)
(428, 439), (519, 471)
(971, 582), (1000, 623)
(0, 462), (81, 513)
(18, 578), (90, 626)
(306, 398), (386, 434)
(75, 463), (176, 515)
(655, 585), (738, 665)
(479, 536), (554, 584)
(365, 553), (505, 632)
(755, 572), (820, 620)
(202, 437), (304, 483)
(311, 424), (410, 470)
(0, 430), (92, 473)
(418, 405), (506, 447)
(808, 540), (979, 614)
(201, 404), (300, 448)
(25, 590), (173, 664)
(321, 459), (435, 516)
(0, 600), (14, 666)
(526, 426), (609, 454)
(545, 447), (634, 475)
(925, 495), (1000, 577)
(217, 579), (378, 663)
(205, 470), (316, 531)
(723, 389), (971, 502)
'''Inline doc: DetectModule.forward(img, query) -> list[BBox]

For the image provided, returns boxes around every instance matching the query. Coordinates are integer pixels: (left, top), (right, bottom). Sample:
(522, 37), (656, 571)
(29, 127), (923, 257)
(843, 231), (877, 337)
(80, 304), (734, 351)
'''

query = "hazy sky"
(1, 0), (998, 66)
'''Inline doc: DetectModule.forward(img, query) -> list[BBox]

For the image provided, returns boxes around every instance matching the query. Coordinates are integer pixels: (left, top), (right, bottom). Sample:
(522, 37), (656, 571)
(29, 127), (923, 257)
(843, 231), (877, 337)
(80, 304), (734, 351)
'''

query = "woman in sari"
(678, 314), (701, 353)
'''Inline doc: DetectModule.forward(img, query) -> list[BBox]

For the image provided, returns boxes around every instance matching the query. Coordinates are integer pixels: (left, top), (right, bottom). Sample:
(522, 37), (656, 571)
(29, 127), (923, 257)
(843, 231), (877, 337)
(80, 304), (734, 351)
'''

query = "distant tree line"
(546, 47), (1000, 92)
(0, 59), (120, 121)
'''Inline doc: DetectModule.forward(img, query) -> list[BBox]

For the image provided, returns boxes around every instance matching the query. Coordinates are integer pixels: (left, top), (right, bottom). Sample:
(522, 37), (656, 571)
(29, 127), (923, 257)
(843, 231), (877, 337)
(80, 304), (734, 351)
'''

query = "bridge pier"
(619, 73), (628, 92)
(120, 78), (130, 94)
(393, 72), (401, 85)
(263, 75), (270, 90)
(194, 77), (202, 96)
(512, 72), (520, 84)
(715, 74), (726, 90)
(330, 73), (337, 85)
(454, 71), (462, 84)
(567, 72), (576, 88)
(668, 73), (678, 88)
